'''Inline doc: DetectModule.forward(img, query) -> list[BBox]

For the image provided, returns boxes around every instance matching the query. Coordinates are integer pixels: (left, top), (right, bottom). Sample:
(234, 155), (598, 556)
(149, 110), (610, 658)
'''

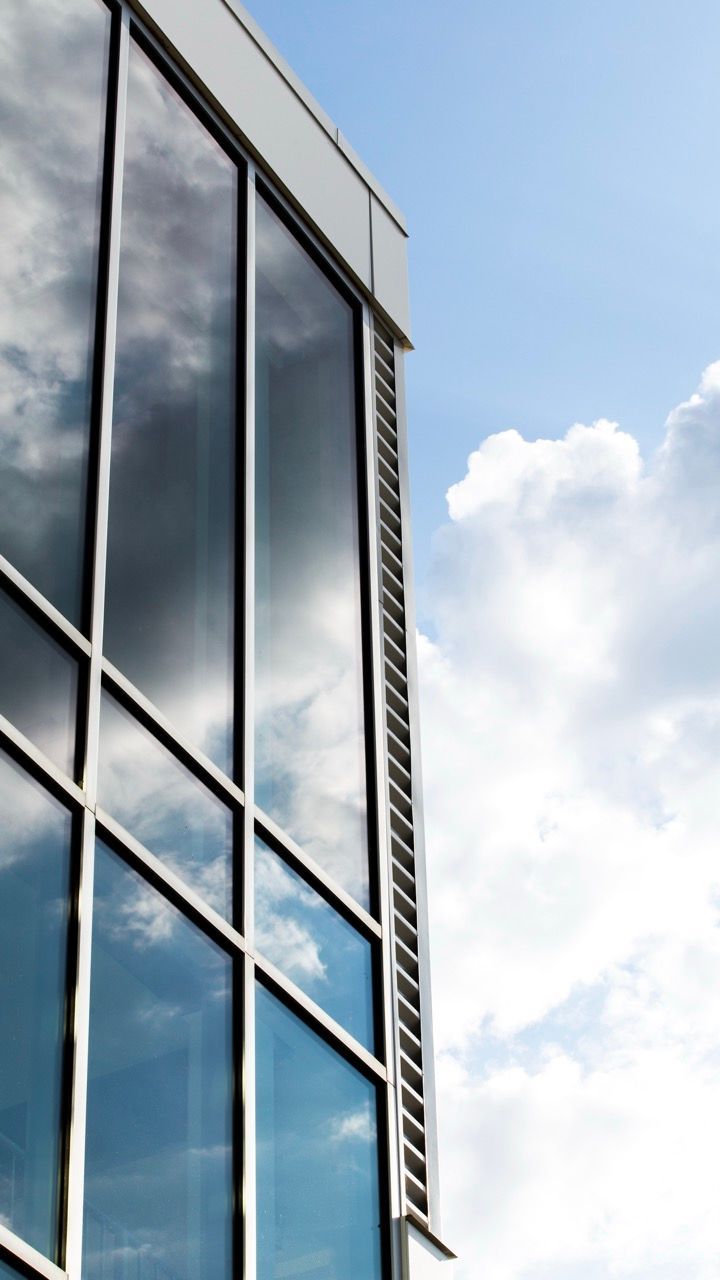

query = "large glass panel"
(104, 42), (238, 774)
(255, 837), (374, 1050)
(0, 0), (110, 623)
(255, 195), (370, 906)
(99, 692), (233, 918)
(256, 985), (383, 1280)
(84, 844), (233, 1280)
(0, 586), (79, 776)
(0, 752), (72, 1261)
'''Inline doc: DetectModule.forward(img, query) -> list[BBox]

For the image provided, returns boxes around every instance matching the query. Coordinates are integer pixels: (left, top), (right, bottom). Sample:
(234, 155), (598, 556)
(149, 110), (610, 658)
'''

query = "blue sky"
(246, 5), (720, 1277)
(246, 0), (720, 585)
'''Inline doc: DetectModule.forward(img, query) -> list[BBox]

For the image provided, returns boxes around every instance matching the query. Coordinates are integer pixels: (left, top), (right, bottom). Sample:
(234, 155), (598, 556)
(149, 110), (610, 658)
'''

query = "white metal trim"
(0, 717), (84, 807)
(0, 1227), (67, 1280)
(0, 557), (91, 656)
(254, 807), (382, 939)
(254, 954), (387, 1084)
(101, 660), (246, 809)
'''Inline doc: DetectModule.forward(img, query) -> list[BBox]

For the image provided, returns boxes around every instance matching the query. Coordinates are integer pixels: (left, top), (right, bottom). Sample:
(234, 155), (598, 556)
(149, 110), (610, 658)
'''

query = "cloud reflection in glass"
(0, 0), (110, 623)
(84, 842), (233, 1280)
(0, 750), (72, 1261)
(0, 585), (79, 776)
(104, 40), (238, 774)
(255, 836), (375, 1051)
(256, 985), (382, 1280)
(99, 691), (234, 920)
(255, 196), (370, 908)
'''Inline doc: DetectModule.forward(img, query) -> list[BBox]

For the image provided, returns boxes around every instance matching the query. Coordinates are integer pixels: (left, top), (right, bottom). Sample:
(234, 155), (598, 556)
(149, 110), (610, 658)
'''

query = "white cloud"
(419, 364), (720, 1277)
(328, 1103), (376, 1145)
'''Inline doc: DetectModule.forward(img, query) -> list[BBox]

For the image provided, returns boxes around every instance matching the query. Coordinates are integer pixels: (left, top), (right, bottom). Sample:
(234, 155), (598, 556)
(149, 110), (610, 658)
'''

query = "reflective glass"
(255, 196), (370, 907)
(255, 837), (374, 1050)
(99, 692), (233, 918)
(0, 1259), (25, 1280)
(0, 586), (79, 776)
(256, 985), (383, 1280)
(0, 752), (72, 1261)
(84, 844), (233, 1280)
(0, 0), (110, 623)
(104, 42), (238, 773)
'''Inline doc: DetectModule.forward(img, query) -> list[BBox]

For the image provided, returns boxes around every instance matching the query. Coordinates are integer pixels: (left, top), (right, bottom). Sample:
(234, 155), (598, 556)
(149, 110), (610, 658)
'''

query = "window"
(0, 9), (391, 1280)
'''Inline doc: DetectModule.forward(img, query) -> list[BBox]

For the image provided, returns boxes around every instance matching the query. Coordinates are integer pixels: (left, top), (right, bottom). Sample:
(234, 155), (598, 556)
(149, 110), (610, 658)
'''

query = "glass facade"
(84, 844), (233, 1280)
(0, 6), (410, 1280)
(0, 751), (73, 1262)
(255, 196), (370, 906)
(0, 0), (111, 625)
(256, 987), (383, 1280)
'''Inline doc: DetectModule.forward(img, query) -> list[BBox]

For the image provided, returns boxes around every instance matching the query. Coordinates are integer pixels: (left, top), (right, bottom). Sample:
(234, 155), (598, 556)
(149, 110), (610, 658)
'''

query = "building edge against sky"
(0, 1), (454, 1278)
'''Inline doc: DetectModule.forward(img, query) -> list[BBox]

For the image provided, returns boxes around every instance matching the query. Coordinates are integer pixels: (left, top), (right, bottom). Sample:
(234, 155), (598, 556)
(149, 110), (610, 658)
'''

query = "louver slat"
(373, 320), (431, 1223)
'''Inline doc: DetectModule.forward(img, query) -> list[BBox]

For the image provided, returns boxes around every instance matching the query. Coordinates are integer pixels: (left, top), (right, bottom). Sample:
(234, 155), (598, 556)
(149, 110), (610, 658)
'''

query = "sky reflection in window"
(256, 985), (383, 1280)
(84, 843), (233, 1280)
(255, 194), (370, 907)
(255, 836), (375, 1050)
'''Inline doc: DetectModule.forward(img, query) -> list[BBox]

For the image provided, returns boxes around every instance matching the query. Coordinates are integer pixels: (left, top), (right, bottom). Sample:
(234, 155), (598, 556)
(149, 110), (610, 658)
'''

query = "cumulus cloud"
(419, 364), (720, 1277)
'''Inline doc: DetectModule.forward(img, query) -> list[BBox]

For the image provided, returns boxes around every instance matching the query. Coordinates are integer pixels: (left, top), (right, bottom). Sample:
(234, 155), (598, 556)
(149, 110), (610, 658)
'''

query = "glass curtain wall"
(0, 6), (387, 1280)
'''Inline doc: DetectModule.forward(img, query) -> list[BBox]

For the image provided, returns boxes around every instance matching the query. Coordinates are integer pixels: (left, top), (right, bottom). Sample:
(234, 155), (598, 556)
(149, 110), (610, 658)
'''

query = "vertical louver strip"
(372, 321), (430, 1222)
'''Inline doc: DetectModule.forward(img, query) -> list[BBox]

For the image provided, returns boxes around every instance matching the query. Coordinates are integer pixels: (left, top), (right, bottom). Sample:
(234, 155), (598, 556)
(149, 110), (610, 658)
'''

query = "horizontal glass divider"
(0, 717), (85, 808)
(96, 810), (387, 1082)
(254, 807), (382, 940)
(95, 808), (247, 955)
(254, 952), (388, 1085)
(0, 1224), (67, 1280)
(101, 660), (245, 807)
(0, 556), (91, 657)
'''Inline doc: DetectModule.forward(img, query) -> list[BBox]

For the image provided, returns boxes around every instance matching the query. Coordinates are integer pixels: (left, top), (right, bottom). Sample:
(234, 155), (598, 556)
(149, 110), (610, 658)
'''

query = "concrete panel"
(371, 194), (411, 343)
(134, 0), (372, 288)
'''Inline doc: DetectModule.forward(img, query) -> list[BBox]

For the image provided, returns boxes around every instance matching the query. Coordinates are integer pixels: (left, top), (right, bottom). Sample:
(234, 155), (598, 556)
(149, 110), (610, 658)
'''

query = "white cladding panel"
(134, 0), (411, 340)
(371, 195), (412, 347)
(406, 1222), (456, 1280)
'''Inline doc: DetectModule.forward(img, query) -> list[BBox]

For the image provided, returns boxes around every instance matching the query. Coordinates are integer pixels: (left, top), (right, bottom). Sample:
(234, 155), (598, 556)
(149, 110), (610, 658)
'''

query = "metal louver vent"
(372, 320), (430, 1222)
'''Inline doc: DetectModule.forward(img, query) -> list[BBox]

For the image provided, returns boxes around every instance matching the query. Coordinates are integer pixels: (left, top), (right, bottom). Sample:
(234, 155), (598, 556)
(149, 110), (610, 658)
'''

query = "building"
(0, 2), (454, 1278)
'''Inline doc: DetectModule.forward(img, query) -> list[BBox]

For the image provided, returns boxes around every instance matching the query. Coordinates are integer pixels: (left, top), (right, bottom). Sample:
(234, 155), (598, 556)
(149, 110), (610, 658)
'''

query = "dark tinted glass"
(255, 195), (370, 906)
(0, 1258), (26, 1280)
(84, 844), (233, 1280)
(0, 0), (110, 623)
(104, 42), (238, 774)
(255, 838), (375, 1050)
(0, 752), (72, 1261)
(0, 587), (79, 776)
(98, 692), (234, 917)
(256, 986), (383, 1280)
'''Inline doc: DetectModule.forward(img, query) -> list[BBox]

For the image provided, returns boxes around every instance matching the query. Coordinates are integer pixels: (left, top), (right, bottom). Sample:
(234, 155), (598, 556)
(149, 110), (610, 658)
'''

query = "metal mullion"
(0, 557), (91, 657)
(253, 954), (388, 1085)
(85, 7), (129, 810)
(254, 807), (382, 940)
(101, 660), (246, 809)
(242, 162), (257, 1280)
(242, 957), (256, 1280)
(0, 718), (84, 808)
(62, 810), (96, 1280)
(0, 1226), (67, 1280)
(95, 808), (248, 956)
(64, 12), (131, 1280)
